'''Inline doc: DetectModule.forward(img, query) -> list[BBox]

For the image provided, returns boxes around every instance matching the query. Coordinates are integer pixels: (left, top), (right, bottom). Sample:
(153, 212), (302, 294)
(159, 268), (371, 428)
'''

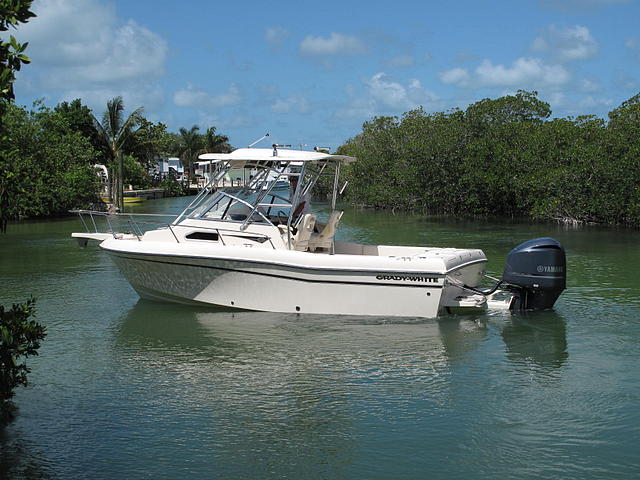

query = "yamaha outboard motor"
(502, 237), (566, 310)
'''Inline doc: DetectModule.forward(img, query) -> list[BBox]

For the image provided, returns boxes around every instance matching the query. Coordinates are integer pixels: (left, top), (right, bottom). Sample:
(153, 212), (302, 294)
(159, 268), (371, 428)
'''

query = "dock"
(123, 188), (168, 200)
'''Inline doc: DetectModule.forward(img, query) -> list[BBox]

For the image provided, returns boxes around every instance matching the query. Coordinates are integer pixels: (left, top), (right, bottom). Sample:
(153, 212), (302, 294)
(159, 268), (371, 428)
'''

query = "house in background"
(156, 157), (184, 179)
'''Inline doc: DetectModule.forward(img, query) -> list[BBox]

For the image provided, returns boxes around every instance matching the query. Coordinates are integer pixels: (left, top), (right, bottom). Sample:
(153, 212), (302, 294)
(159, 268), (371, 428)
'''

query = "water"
(1, 198), (639, 479)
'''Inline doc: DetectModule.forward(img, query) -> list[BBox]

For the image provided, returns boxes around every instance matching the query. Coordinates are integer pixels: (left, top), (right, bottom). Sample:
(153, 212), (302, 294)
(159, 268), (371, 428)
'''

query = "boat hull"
(123, 196), (145, 204)
(106, 249), (453, 317)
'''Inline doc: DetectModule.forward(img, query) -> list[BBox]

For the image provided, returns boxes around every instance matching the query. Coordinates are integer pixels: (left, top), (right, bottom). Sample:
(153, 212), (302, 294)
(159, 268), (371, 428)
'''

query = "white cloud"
(337, 72), (441, 119)
(299, 32), (367, 56)
(265, 26), (289, 50)
(17, 0), (113, 66)
(17, 0), (167, 86)
(367, 73), (439, 110)
(577, 95), (614, 110)
(173, 84), (242, 108)
(14, 0), (168, 112)
(367, 73), (409, 109)
(531, 25), (598, 62)
(439, 68), (470, 85)
(76, 21), (166, 83)
(579, 78), (602, 93)
(440, 58), (570, 88)
(271, 94), (311, 114)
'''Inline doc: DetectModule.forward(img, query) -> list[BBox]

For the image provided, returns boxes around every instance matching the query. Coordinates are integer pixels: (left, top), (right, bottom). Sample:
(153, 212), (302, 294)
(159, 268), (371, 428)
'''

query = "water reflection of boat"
(437, 315), (489, 361)
(501, 312), (568, 368)
(115, 303), (494, 475)
(116, 302), (237, 354)
(73, 146), (566, 318)
(116, 302), (491, 380)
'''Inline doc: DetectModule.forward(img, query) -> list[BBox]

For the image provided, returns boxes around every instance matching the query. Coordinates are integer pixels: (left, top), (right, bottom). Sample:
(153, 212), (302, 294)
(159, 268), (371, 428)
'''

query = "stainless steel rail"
(71, 210), (277, 248)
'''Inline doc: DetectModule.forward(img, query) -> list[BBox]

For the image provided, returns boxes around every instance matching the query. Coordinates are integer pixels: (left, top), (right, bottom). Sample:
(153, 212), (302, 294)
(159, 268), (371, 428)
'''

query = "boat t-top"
(72, 145), (566, 317)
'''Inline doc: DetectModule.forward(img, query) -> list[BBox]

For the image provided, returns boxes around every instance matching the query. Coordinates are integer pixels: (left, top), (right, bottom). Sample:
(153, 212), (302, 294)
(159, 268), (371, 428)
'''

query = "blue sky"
(11, 0), (640, 150)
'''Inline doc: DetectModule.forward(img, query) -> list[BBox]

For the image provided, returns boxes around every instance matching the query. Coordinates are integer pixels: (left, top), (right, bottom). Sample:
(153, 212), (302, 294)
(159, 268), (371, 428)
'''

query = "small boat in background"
(123, 196), (145, 204)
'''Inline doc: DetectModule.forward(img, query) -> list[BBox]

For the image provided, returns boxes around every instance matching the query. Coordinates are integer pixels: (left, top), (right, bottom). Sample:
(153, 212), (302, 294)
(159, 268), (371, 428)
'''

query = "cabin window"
(186, 231), (219, 241)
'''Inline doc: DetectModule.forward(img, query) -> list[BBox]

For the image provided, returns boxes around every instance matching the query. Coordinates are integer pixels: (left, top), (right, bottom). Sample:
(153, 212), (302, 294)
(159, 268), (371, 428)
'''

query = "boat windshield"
(177, 150), (347, 229)
(190, 188), (294, 225)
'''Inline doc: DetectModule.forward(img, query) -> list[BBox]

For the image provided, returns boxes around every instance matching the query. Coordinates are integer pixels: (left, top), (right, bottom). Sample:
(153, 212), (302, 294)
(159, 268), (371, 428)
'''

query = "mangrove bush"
(338, 90), (640, 226)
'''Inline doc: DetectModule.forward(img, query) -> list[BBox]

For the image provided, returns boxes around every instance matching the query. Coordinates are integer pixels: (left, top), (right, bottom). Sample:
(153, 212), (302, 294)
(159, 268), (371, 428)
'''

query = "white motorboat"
(72, 145), (566, 317)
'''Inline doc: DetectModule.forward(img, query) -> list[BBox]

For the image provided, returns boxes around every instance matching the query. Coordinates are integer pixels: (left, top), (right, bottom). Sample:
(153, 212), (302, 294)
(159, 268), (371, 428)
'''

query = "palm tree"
(177, 125), (203, 177)
(202, 126), (231, 153)
(93, 97), (143, 210)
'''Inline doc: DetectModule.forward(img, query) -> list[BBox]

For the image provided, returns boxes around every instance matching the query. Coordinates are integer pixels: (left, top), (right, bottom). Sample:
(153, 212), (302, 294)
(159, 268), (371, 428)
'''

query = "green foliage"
(0, 297), (46, 420)
(174, 125), (232, 175)
(1, 102), (101, 220)
(160, 174), (185, 197)
(123, 154), (151, 190)
(0, 0), (35, 101)
(202, 126), (231, 153)
(128, 118), (173, 168)
(176, 125), (202, 174)
(465, 90), (551, 126)
(339, 90), (640, 226)
(54, 99), (109, 160)
(0, 0), (35, 232)
(0, 91), (233, 225)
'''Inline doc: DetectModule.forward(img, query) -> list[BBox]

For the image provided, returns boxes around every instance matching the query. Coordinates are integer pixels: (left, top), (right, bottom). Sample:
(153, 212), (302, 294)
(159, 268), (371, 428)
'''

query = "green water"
(1, 197), (639, 479)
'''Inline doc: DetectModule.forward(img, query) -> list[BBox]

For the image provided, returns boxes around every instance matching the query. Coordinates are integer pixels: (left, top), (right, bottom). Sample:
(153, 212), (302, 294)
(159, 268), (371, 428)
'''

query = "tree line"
(0, 97), (232, 223)
(337, 90), (640, 226)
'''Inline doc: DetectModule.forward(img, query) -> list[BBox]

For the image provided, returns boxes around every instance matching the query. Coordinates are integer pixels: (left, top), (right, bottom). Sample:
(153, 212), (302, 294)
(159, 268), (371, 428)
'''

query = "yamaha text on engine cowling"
(502, 237), (566, 310)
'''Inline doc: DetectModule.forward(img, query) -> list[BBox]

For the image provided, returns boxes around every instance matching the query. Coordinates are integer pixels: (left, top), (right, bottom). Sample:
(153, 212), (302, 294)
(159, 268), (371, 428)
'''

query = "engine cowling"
(503, 237), (566, 310)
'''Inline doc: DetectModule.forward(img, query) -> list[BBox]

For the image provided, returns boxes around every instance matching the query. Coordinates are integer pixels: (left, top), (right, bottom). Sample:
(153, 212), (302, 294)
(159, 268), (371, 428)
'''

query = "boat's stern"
(432, 248), (490, 311)
(440, 237), (567, 314)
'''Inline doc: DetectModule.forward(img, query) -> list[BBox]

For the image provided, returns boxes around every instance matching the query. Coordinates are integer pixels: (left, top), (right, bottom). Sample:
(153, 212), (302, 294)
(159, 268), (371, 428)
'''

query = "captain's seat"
(291, 213), (316, 251)
(308, 210), (343, 252)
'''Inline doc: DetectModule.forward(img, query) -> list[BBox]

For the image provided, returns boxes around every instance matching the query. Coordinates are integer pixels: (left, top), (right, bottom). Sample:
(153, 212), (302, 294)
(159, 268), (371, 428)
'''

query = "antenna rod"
(248, 133), (269, 148)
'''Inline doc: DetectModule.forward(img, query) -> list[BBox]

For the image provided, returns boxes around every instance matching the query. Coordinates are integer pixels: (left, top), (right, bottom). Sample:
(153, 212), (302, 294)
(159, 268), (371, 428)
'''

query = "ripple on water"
(2, 210), (640, 479)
